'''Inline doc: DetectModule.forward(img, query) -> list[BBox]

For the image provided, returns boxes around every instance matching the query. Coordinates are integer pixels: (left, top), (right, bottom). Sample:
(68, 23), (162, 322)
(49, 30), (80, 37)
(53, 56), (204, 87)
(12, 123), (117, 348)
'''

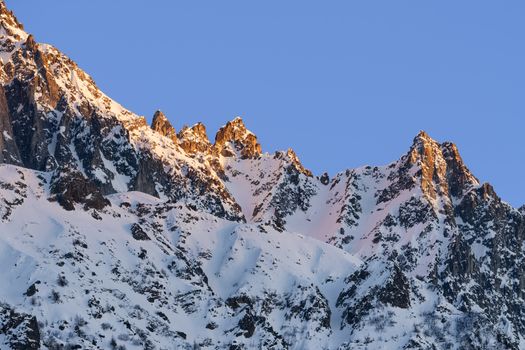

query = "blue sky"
(9, 1), (524, 207)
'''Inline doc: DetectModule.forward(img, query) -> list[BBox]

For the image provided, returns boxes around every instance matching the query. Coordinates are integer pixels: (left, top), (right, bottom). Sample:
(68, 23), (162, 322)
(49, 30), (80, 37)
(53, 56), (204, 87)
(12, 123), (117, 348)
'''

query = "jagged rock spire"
(151, 110), (177, 143)
(0, 0), (22, 28)
(214, 117), (261, 159)
(23, 34), (37, 51)
(280, 148), (313, 177)
(407, 131), (447, 200)
(407, 130), (478, 200)
(0, 1), (27, 41)
(178, 122), (211, 155)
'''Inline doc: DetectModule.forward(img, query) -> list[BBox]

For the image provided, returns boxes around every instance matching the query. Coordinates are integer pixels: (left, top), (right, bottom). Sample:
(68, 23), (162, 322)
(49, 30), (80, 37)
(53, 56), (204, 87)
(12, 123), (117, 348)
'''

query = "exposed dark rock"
(205, 322), (217, 330)
(266, 159), (317, 230)
(131, 223), (151, 241)
(398, 197), (436, 229)
(378, 265), (411, 309)
(225, 295), (253, 310)
(0, 304), (40, 350)
(238, 311), (257, 338)
(0, 85), (21, 164)
(49, 170), (109, 211)
(176, 331), (187, 339)
(131, 154), (162, 197)
(24, 282), (40, 297)
(319, 172), (330, 185)
(275, 149), (313, 177)
(0, 2), (524, 349)
(286, 285), (331, 331)
(440, 142), (479, 198)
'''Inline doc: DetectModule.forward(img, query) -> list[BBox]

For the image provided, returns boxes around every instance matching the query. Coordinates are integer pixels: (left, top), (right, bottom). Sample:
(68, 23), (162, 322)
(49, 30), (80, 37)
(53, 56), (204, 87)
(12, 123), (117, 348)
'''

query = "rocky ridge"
(0, 2), (524, 350)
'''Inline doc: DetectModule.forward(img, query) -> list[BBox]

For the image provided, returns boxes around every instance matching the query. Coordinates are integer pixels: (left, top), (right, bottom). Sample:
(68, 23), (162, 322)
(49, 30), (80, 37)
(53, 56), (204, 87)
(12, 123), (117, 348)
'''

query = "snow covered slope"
(0, 2), (524, 349)
(0, 165), (362, 349)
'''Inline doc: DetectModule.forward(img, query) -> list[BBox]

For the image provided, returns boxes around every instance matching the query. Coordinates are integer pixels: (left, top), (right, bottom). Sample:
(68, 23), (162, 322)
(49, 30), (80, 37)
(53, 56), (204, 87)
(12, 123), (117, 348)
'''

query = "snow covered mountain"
(0, 2), (524, 349)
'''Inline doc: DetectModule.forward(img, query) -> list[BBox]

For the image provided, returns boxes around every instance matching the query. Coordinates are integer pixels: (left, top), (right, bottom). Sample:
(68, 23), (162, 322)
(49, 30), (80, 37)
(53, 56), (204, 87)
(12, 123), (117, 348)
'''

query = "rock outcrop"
(177, 122), (212, 155)
(0, 3), (523, 350)
(214, 117), (262, 159)
(151, 110), (177, 143)
(0, 85), (20, 164)
(406, 131), (479, 201)
(0, 304), (40, 350)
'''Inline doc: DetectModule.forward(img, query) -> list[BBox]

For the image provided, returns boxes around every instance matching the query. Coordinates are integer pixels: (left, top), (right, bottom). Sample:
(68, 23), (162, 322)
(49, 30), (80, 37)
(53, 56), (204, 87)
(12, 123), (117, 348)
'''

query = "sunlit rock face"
(151, 110), (177, 143)
(213, 117), (262, 159)
(177, 122), (212, 155)
(0, 2), (524, 349)
(406, 131), (479, 200)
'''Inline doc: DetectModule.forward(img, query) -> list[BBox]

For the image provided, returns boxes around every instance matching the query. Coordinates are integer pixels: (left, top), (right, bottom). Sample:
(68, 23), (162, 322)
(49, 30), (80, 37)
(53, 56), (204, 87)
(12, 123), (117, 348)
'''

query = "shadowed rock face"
(0, 85), (21, 164)
(50, 169), (109, 211)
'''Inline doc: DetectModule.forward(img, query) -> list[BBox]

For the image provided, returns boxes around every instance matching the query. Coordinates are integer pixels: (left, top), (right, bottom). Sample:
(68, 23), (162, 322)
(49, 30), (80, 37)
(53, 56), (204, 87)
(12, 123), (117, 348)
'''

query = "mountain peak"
(0, 3), (524, 348)
(0, 1), (27, 41)
(152, 109), (166, 119)
(410, 130), (437, 150)
(231, 116), (244, 124)
(178, 122), (211, 155)
(415, 130), (431, 140)
(407, 130), (442, 172)
(214, 117), (261, 159)
(285, 148), (313, 177)
(151, 110), (177, 143)
(406, 131), (478, 199)
(0, 1), (20, 25)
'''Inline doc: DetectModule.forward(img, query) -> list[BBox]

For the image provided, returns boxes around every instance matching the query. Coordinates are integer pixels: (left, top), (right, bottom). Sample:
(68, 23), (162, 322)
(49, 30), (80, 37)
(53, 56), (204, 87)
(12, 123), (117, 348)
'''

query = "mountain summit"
(214, 117), (262, 158)
(151, 110), (177, 143)
(407, 131), (479, 200)
(0, 3), (524, 350)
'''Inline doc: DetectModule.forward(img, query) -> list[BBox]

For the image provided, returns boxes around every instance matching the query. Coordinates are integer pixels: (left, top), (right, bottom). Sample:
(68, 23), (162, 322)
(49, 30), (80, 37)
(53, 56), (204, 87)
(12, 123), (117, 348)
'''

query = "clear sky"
(8, 1), (524, 207)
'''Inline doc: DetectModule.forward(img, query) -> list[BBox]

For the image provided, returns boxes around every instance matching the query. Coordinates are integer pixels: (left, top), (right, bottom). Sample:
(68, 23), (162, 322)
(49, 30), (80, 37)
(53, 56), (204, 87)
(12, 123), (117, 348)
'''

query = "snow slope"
(0, 2), (524, 349)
